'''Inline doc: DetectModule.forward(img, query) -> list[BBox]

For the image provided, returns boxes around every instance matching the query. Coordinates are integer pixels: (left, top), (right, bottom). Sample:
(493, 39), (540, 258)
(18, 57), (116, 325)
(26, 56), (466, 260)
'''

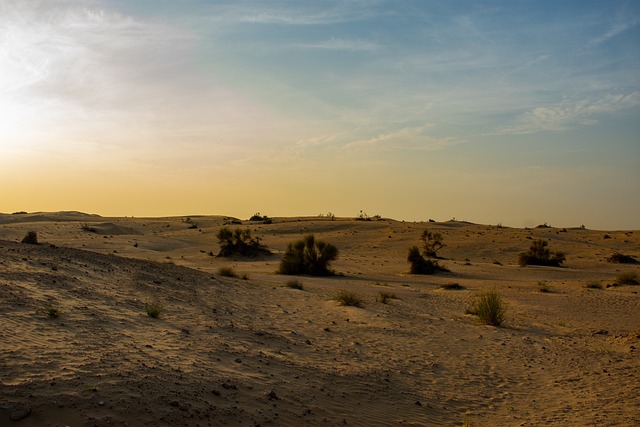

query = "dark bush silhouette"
(518, 239), (565, 267)
(249, 212), (272, 224)
(420, 229), (444, 257)
(21, 231), (39, 245)
(407, 246), (448, 274)
(278, 234), (338, 276)
(607, 253), (638, 264)
(216, 227), (270, 257)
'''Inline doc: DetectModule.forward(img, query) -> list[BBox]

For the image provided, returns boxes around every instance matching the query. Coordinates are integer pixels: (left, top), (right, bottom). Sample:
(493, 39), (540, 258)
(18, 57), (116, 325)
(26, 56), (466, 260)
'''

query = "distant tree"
(279, 234), (338, 276)
(420, 229), (444, 258)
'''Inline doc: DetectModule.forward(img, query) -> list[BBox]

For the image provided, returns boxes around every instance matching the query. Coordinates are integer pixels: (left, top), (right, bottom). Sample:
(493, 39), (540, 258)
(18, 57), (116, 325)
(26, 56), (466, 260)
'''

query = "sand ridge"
(1, 213), (639, 426)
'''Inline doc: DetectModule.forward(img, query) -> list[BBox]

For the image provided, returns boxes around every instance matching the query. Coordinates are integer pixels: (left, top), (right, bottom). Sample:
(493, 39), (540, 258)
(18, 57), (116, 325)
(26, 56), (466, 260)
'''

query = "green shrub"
(145, 303), (163, 319)
(518, 239), (565, 267)
(407, 246), (448, 274)
(21, 231), (39, 245)
(218, 267), (239, 278)
(467, 291), (506, 326)
(278, 234), (338, 276)
(334, 290), (364, 307)
(614, 272), (639, 286)
(216, 227), (270, 257)
(284, 279), (304, 290)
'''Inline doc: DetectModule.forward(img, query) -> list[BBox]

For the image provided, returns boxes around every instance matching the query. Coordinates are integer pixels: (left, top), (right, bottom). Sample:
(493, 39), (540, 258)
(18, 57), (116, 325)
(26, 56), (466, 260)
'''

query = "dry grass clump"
(440, 283), (465, 290)
(218, 267), (239, 278)
(284, 279), (304, 290)
(466, 291), (506, 327)
(585, 281), (603, 290)
(519, 239), (565, 267)
(376, 291), (398, 304)
(537, 281), (554, 293)
(44, 306), (61, 319)
(613, 272), (640, 286)
(333, 290), (364, 307)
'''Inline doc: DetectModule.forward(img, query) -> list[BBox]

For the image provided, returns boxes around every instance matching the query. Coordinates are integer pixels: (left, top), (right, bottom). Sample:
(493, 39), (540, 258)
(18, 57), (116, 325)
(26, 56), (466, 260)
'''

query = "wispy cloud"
(587, 19), (639, 47)
(491, 92), (640, 135)
(296, 37), (378, 52)
(344, 125), (461, 151)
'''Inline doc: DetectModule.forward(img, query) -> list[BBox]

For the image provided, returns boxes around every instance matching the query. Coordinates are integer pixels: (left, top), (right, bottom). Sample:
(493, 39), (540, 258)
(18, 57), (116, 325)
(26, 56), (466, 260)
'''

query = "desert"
(0, 211), (638, 426)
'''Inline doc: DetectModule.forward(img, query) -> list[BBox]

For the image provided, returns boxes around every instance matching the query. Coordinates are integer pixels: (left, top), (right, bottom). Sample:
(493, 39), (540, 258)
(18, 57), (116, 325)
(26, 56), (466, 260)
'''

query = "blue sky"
(1, 0), (639, 228)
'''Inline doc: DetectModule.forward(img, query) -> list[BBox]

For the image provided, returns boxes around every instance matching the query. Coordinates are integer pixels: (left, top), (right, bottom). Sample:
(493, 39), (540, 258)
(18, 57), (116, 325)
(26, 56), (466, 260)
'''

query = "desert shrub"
(585, 281), (603, 289)
(334, 290), (364, 307)
(249, 212), (272, 224)
(284, 279), (304, 290)
(407, 246), (448, 274)
(614, 272), (640, 286)
(218, 266), (239, 278)
(537, 281), (553, 293)
(467, 291), (506, 326)
(216, 227), (270, 257)
(376, 291), (398, 304)
(607, 253), (638, 264)
(440, 283), (465, 290)
(44, 306), (61, 318)
(278, 234), (338, 276)
(518, 239), (565, 267)
(355, 210), (371, 221)
(21, 231), (39, 245)
(420, 229), (444, 257)
(145, 303), (163, 319)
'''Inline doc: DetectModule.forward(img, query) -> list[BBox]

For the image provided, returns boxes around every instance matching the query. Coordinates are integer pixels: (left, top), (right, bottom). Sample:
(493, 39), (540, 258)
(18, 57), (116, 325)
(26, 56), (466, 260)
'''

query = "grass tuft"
(376, 291), (398, 304)
(21, 231), (39, 245)
(585, 281), (603, 290)
(218, 267), (239, 278)
(333, 290), (364, 307)
(537, 281), (554, 293)
(467, 291), (506, 327)
(284, 279), (304, 290)
(440, 283), (465, 290)
(613, 272), (640, 286)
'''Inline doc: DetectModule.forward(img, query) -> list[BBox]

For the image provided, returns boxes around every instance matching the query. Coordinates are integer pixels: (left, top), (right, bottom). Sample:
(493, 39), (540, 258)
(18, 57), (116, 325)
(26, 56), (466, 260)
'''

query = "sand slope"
(1, 213), (639, 426)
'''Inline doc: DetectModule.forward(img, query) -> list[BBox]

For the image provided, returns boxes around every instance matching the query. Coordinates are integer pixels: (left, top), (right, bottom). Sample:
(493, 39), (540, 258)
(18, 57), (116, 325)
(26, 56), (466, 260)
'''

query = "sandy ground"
(1, 212), (639, 426)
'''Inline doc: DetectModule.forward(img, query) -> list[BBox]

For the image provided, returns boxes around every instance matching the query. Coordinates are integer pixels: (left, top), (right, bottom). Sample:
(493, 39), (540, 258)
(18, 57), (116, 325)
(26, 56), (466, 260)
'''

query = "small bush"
(537, 281), (553, 293)
(518, 239), (565, 267)
(376, 291), (398, 304)
(585, 281), (603, 290)
(21, 231), (39, 245)
(278, 234), (338, 276)
(467, 291), (506, 326)
(218, 267), (239, 278)
(216, 227), (270, 257)
(334, 290), (364, 307)
(45, 306), (61, 318)
(145, 303), (163, 319)
(249, 212), (272, 224)
(407, 246), (448, 274)
(613, 272), (640, 286)
(284, 279), (304, 290)
(440, 283), (465, 290)
(607, 253), (638, 264)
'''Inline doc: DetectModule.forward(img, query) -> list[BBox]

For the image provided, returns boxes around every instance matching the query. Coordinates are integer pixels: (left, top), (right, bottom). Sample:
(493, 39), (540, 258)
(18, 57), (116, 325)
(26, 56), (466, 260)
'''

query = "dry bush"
(279, 235), (338, 276)
(519, 239), (565, 267)
(467, 291), (506, 327)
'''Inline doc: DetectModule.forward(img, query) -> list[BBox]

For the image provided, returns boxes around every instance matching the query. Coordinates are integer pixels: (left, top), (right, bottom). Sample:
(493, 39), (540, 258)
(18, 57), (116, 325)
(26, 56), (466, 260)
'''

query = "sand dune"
(1, 213), (639, 426)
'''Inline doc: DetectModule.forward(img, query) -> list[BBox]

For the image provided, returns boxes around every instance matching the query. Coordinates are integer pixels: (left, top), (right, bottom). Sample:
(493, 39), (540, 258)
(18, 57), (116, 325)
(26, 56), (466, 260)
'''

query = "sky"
(1, 0), (639, 229)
